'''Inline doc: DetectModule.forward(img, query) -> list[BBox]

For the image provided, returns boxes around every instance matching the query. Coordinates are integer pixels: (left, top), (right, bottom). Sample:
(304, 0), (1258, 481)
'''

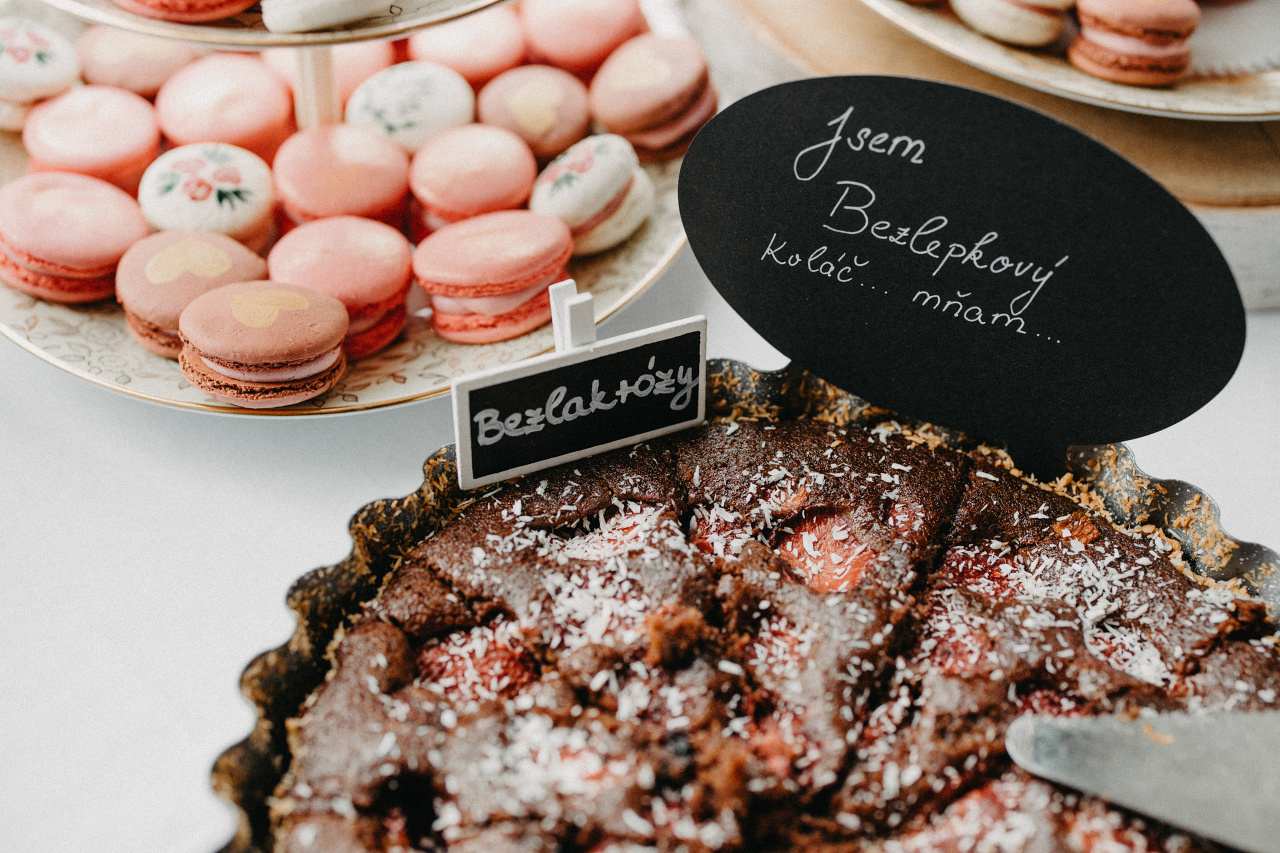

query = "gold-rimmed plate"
(35, 0), (504, 47)
(859, 0), (1280, 120)
(0, 131), (687, 416)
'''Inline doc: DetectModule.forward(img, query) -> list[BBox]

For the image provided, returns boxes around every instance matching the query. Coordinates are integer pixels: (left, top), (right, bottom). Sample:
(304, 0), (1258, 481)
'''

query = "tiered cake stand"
(0, 0), (689, 413)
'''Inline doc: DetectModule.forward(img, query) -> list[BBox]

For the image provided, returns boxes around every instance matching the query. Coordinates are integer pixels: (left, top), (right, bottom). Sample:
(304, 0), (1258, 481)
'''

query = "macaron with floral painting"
(0, 17), (80, 131)
(344, 60), (475, 154)
(138, 142), (276, 253)
(529, 134), (654, 256)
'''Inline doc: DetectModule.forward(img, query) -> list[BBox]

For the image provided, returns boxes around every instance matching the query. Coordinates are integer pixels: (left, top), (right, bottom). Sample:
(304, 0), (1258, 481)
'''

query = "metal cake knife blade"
(1006, 711), (1280, 853)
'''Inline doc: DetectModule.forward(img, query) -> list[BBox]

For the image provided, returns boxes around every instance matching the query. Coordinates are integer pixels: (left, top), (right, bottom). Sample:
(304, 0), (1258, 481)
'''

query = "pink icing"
(203, 346), (341, 383)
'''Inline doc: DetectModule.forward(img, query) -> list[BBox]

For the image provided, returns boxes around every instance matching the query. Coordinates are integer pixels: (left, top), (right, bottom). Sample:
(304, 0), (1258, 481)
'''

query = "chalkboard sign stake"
(550, 280), (597, 353)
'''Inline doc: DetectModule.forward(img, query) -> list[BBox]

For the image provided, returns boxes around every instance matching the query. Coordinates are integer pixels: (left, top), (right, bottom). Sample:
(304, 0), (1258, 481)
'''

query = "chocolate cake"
(264, 408), (1279, 853)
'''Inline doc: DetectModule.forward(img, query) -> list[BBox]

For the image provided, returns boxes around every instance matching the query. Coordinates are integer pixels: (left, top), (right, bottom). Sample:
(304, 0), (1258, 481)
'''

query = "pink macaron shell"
(116, 229), (269, 331)
(272, 124), (411, 224)
(108, 0), (258, 23)
(409, 124), (537, 225)
(23, 86), (161, 194)
(622, 81), (718, 157)
(477, 64), (591, 162)
(267, 215), (412, 313)
(0, 172), (149, 276)
(412, 210), (573, 298)
(431, 285), (555, 344)
(156, 53), (295, 164)
(519, 0), (648, 76)
(77, 26), (202, 98)
(589, 35), (710, 136)
(262, 41), (395, 105)
(406, 4), (526, 88)
(343, 301), (408, 359)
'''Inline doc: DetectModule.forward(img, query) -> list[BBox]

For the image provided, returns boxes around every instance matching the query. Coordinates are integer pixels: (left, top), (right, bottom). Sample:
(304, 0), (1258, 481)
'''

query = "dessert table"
(2, 0), (1279, 850)
(1, 247), (1278, 853)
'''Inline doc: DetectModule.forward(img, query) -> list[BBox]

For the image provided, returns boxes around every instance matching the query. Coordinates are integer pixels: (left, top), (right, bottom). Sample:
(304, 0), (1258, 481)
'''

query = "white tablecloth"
(2, 247), (1277, 853)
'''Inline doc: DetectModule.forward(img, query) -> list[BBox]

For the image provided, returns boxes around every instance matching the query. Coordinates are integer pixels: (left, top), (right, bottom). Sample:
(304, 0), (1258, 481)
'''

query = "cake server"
(1007, 711), (1280, 853)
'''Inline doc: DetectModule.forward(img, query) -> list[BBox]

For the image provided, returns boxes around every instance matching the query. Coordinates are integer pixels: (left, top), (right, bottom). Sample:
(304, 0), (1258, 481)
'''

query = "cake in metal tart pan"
(213, 360), (1280, 853)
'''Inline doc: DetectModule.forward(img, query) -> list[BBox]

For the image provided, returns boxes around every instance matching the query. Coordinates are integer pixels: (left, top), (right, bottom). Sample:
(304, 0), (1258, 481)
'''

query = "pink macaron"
(156, 53), (295, 164)
(272, 124), (411, 233)
(178, 279), (348, 409)
(23, 85), (161, 195)
(408, 123), (538, 239)
(0, 172), (149, 303)
(477, 64), (591, 163)
(108, 0), (257, 23)
(267, 216), (413, 360)
(519, 0), (648, 77)
(76, 26), (202, 99)
(262, 40), (395, 106)
(406, 4), (526, 88)
(588, 34), (717, 161)
(413, 210), (572, 344)
(116, 229), (269, 358)
(1069, 0), (1201, 86)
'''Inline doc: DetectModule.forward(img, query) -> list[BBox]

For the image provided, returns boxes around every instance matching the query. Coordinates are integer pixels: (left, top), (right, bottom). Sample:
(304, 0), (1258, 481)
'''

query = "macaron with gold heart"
(178, 279), (348, 409)
(116, 230), (268, 358)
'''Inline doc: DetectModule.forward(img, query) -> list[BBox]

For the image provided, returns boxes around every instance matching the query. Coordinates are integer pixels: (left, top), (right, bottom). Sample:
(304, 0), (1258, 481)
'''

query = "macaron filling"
(200, 346), (343, 383)
(429, 275), (556, 317)
(1078, 25), (1189, 56)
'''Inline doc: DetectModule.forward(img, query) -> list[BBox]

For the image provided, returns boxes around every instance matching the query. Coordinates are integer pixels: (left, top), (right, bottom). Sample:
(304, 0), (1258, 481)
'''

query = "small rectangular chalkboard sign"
(451, 316), (707, 490)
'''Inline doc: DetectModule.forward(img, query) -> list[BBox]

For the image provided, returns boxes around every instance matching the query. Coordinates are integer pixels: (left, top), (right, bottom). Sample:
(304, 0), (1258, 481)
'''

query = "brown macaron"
(116, 230), (268, 358)
(588, 34), (718, 160)
(178, 279), (348, 409)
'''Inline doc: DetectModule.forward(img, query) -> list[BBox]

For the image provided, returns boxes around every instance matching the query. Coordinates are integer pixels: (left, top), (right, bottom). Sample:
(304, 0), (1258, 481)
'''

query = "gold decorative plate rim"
(35, 0), (506, 48)
(859, 0), (1280, 121)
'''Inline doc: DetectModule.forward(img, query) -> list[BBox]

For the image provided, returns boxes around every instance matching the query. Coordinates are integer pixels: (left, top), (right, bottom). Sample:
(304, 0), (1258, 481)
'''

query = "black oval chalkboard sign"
(679, 76), (1244, 477)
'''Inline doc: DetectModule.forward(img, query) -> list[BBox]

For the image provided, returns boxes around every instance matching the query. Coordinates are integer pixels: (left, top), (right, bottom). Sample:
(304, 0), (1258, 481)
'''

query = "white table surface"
(1, 246), (1277, 853)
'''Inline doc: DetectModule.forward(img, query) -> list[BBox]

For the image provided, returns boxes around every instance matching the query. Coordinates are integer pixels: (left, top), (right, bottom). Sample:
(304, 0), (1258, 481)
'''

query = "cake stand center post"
(291, 46), (341, 128)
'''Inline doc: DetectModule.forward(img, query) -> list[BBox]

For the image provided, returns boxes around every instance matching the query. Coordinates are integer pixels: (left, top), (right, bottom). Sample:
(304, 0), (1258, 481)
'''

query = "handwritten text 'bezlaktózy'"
(473, 357), (699, 446)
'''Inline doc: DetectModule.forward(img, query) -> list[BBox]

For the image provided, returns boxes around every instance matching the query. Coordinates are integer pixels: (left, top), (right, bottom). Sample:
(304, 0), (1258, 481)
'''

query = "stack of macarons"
(0, 0), (717, 379)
